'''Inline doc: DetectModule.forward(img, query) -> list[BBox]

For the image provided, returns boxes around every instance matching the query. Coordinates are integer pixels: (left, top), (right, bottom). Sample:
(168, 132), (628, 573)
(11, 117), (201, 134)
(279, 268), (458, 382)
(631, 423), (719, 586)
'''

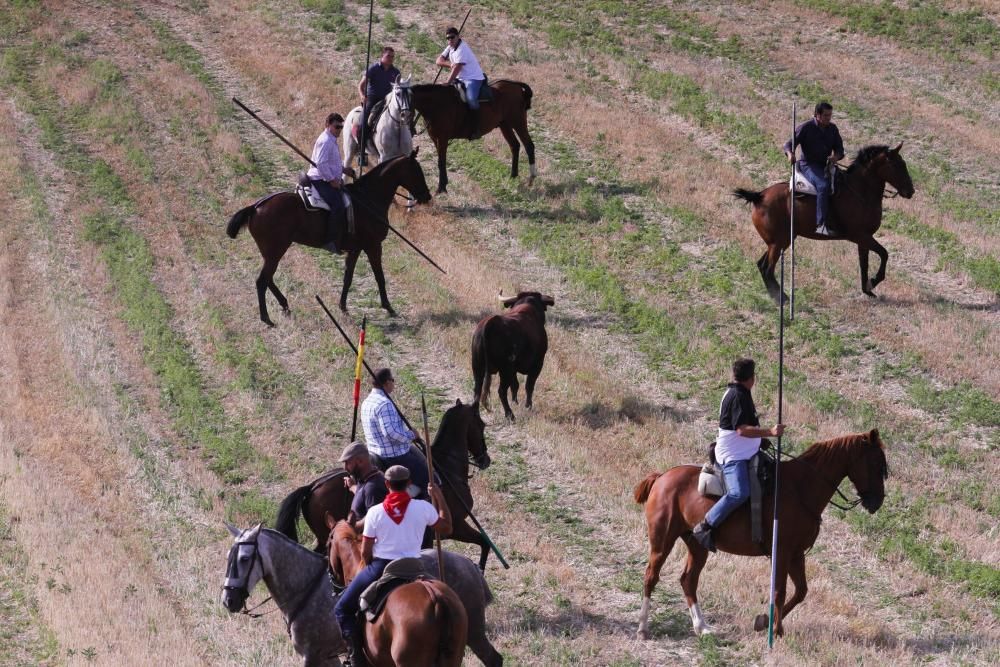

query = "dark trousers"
(374, 445), (430, 496)
(799, 161), (831, 226)
(335, 558), (391, 640)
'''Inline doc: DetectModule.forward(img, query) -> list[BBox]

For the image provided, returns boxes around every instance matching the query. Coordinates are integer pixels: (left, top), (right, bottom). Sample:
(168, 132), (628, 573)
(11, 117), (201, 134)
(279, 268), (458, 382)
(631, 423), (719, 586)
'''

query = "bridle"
(777, 446), (888, 512)
(386, 85), (413, 126)
(223, 536), (274, 618)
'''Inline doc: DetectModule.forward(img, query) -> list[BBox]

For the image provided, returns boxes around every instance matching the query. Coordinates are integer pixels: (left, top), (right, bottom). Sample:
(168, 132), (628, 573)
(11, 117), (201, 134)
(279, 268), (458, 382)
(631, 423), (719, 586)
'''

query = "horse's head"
(845, 429), (889, 513)
(400, 150), (432, 204)
(853, 143), (915, 199)
(390, 76), (414, 125)
(221, 522), (265, 613)
(437, 399), (491, 470)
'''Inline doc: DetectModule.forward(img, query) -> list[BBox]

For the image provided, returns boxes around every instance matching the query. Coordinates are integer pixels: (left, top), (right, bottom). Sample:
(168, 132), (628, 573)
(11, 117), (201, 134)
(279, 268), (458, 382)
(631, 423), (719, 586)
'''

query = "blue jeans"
(463, 79), (484, 110)
(334, 558), (391, 639)
(309, 179), (344, 217)
(704, 459), (750, 528)
(798, 161), (830, 227)
(379, 445), (430, 496)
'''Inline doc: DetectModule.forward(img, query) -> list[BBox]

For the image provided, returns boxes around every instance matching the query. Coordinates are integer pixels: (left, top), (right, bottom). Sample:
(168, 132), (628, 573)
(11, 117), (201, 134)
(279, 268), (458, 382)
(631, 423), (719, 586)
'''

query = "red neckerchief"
(383, 491), (411, 524)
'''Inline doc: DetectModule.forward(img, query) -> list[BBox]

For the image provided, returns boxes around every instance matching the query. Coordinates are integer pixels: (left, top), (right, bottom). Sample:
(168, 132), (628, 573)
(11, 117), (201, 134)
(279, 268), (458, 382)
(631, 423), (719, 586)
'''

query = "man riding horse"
(692, 358), (784, 552)
(436, 26), (487, 138)
(334, 465), (452, 667)
(783, 101), (845, 237)
(306, 112), (355, 254)
(339, 441), (388, 532)
(360, 368), (430, 496)
(356, 46), (400, 166)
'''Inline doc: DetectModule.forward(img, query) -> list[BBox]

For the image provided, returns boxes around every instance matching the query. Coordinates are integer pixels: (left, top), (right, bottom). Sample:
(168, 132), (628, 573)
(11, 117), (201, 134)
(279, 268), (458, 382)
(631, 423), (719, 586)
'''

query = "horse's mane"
(846, 145), (889, 174)
(431, 404), (460, 451)
(260, 527), (327, 561)
(796, 432), (879, 467)
(355, 153), (408, 183)
(332, 520), (361, 545)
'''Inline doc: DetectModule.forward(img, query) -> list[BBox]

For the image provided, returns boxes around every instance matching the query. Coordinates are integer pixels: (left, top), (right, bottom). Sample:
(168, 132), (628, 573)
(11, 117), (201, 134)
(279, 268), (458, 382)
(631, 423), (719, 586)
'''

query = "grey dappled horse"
(221, 523), (503, 666)
(343, 77), (414, 168)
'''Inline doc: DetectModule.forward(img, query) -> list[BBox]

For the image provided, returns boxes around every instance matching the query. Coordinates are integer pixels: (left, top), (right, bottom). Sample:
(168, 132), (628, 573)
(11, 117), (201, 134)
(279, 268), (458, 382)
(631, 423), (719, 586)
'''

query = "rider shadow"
(504, 600), (648, 640)
(879, 292), (999, 313)
(413, 307), (482, 329)
(569, 396), (692, 429)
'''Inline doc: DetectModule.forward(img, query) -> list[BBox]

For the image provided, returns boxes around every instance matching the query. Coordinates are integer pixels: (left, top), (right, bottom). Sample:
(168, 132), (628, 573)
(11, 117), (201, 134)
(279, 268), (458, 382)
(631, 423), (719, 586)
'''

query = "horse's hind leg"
(679, 535), (713, 635)
(255, 259), (280, 326)
(638, 520), (682, 639)
(498, 121), (520, 179)
(511, 115), (536, 183)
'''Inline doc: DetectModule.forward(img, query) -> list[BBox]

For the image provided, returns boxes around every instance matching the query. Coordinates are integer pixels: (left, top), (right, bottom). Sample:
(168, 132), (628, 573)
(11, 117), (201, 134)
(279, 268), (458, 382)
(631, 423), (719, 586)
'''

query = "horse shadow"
(878, 293), (999, 313)
(568, 396), (693, 429)
(503, 599), (649, 640)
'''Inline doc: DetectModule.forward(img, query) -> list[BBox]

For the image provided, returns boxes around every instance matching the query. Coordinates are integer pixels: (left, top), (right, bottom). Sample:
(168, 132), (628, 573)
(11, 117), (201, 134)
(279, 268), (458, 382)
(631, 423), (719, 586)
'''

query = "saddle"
(358, 557), (427, 622)
(295, 173), (355, 235)
(789, 162), (841, 197)
(452, 75), (493, 104)
(699, 442), (775, 547)
(351, 99), (388, 141)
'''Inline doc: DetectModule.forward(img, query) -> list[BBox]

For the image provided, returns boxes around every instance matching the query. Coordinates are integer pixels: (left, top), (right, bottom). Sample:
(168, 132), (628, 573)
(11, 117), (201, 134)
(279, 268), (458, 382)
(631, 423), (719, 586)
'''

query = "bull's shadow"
(568, 396), (694, 429)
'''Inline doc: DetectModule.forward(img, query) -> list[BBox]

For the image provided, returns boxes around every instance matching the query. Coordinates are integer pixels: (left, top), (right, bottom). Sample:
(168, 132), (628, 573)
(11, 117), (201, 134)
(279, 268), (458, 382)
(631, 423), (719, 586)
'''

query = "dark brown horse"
(225, 151), (432, 324)
(735, 144), (915, 303)
(328, 522), (468, 667)
(274, 400), (495, 569)
(634, 430), (888, 639)
(410, 81), (536, 193)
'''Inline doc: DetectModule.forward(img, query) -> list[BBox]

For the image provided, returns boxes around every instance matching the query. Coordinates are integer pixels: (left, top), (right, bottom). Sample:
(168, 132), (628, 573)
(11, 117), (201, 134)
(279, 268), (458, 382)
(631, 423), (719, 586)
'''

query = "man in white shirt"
(334, 465), (451, 667)
(435, 26), (486, 137)
(306, 112), (354, 254)
(692, 358), (784, 552)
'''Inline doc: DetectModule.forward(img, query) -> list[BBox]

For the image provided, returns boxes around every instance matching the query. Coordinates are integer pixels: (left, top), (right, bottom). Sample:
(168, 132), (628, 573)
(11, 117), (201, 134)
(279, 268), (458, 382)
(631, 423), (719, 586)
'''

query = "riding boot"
(323, 210), (343, 255)
(692, 521), (717, 553)
(815, 222), (834, 237)
(467, 108), (480, 139)
(345, 632), (369, 667)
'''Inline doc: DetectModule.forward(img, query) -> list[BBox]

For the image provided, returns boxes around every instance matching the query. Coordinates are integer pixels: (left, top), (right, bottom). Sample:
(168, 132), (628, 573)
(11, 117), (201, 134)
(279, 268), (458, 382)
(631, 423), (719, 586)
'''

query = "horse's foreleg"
(450, 519), (489, 571)
(679, 535), (713, 636)
(511, 116), (536, 184)
(366, 246), (395, 316)
(869, 238), (889, 289)
(763, 244), (787, 304)
(857, 243), (875, 297)
(498, 122), (520, 179)
(339, 250), (361, 312)
(780, 551), (808, 621)
(435, 136), (449, 194)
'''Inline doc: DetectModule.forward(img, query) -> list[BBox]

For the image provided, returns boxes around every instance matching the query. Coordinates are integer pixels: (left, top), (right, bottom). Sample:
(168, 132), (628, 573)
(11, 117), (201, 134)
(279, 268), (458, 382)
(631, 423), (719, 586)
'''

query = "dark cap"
(373, 368), (394, 387)
(384, 465), (411, 481)
(445, 26), (459, 37)
(338, 441), (369, 462)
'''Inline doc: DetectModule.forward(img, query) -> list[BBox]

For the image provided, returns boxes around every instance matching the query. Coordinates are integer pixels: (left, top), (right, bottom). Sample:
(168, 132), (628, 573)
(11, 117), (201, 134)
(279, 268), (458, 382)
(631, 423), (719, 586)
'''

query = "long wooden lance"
(316, 295), (510, 568)
(790, 102), (797, 321)
(358, 0), (375, 171)
(231, 97), (446, 275)
(422, 393), (446, 580)
(350, 315), (367, 441)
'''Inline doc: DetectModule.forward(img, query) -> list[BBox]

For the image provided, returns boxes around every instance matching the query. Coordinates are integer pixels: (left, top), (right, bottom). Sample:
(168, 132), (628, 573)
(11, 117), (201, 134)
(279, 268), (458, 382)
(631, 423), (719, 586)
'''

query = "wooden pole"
(790, 102), (797, 320)
(358, 0), (375, 171)
(422, 393), (445, 580)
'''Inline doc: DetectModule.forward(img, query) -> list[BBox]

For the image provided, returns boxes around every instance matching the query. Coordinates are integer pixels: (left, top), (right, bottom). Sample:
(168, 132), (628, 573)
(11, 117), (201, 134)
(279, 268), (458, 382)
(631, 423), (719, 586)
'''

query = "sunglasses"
(331, 124), (344, 130)
(446, 34), (457, 40)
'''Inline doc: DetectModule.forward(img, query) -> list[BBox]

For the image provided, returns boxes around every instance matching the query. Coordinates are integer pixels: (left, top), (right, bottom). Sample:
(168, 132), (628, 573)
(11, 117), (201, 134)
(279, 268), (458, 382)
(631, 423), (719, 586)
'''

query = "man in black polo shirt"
(692, 358), (784, 552)
(338, 441), (388, 532)
(783, 101), (846, 237)
(356, 46), (401, 165)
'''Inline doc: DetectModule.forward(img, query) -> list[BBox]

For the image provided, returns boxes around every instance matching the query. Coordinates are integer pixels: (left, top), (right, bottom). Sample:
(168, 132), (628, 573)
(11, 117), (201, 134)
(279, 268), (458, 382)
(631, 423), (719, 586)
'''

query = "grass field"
(0, 0), (997, 665)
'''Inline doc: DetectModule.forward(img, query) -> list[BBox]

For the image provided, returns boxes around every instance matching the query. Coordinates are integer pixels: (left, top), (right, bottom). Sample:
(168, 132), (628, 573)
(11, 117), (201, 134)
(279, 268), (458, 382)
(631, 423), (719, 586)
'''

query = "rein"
(776, 449), (866, 512)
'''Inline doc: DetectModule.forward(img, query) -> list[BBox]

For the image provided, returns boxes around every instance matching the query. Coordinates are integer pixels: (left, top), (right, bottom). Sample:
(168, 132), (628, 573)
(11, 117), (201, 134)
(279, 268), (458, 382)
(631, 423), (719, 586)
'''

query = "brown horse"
(735, 144), (915, 303)
(634, 430), (888, 639)
(410, 81), (536, 193)
(225, 151), (432, 325)
(274, 400), (495, 569)
(328, 521), (468, 667)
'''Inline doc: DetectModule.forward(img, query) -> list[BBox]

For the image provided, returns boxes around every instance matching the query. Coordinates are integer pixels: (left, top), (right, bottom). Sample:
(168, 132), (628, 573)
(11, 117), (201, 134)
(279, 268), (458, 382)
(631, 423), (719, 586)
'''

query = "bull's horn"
(541, 294), (555, 304)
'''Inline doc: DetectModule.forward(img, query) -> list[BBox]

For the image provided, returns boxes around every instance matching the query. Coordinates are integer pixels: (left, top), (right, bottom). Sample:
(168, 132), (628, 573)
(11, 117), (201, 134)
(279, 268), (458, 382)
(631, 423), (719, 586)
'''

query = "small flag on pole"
(350, 316), (367, 441)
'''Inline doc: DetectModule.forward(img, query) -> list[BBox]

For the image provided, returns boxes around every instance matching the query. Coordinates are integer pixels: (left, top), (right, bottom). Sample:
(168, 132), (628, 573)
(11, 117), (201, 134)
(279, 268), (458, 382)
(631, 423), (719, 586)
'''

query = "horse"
(327, 520), (503, 667)
(734, 144), (915, 303)
(225, 151), (433, 325)
(343, 77), (414, 168)
(634, 430), (889, 639)
(275, 469), (353, 552)
(410, 80), (536, 193)
(327, 521), (468, 667)
(274, 399), (496, 571)
(221, 523), (344, 666)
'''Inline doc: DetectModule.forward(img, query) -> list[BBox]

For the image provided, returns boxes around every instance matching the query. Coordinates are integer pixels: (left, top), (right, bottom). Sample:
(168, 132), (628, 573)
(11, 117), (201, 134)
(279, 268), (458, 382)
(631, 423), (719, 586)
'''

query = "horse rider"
(335, 465), (452, 667)
(306, 112), (355, 254)
(783, 101), (845, 237)
(435, 26), (486, 137)
(356, 46), (400, 165)
(339, 441), (388, 532)
(360, 368), (430, 496)
(692, 358), (784, 552)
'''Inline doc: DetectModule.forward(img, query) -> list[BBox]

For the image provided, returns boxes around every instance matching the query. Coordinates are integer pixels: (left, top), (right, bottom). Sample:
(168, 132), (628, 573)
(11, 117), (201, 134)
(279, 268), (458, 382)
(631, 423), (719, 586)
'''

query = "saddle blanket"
(789, 169), (817, 196)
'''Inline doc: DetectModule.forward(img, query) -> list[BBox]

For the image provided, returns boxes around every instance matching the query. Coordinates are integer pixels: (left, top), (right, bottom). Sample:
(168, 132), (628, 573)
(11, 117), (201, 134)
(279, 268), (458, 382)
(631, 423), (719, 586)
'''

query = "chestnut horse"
(274, 400), (494, 569)
(734, 144), (914, 303)
(225, 151), (432, 325)
(634, 430), (888, 639)
(410, 81), (536, 193)
(328, 522), (468, 667)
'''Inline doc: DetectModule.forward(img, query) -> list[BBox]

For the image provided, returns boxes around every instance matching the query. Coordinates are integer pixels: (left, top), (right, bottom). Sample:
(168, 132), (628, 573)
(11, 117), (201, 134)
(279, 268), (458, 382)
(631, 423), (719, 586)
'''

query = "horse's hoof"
(753, 614), (768, 632)
(863, 290), (877, 299)
(505, 413), (515, 423)
(262, 317), (275, 327)
(281, 308), (291, 317)
(384, 306), (397, 317)
(436, 186), (447, 195)
(636, 629), (649, 641)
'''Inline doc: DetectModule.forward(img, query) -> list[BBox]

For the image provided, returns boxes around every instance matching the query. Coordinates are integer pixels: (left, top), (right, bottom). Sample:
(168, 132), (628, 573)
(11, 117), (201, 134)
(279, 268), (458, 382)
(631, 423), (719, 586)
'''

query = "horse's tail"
(274, 483), (312, 543)
(633, 472), (663, 505)
(429, 583), (465, 662)
(226, 205), (255, 238)
(733, 188), (764, 206)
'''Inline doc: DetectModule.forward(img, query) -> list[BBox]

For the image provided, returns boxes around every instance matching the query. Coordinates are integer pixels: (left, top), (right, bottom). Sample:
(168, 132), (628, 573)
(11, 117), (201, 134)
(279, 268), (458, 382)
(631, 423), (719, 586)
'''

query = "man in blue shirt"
(338, 441), (387, 532)
(360, 368), (429, 495)
(783, 101), (845, 237)
(356, 47), (400, 165)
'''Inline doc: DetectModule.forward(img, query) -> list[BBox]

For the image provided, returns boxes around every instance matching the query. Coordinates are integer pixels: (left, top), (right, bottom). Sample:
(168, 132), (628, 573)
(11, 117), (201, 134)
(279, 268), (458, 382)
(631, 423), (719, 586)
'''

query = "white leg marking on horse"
(637, 596), (651, 639)
(690, 603), (713, 636)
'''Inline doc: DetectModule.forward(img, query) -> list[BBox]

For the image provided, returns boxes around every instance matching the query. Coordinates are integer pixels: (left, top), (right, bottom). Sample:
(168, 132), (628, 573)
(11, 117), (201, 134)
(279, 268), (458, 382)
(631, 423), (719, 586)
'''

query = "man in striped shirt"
(360, 368), (429, 495)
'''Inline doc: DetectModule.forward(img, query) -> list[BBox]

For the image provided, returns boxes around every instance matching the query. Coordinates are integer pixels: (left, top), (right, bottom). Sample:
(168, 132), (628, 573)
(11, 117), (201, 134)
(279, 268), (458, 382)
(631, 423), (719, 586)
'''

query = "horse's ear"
(455, 398), (463, 406)
(471, 399), (480, 415)
(224, 521), (241, 537)
(410, 147), (419, 159)
(324, 511), (336, 531)
(891, 142), (903, 154)
(869, 428), (881, 446)
(403, 74), (411, 85)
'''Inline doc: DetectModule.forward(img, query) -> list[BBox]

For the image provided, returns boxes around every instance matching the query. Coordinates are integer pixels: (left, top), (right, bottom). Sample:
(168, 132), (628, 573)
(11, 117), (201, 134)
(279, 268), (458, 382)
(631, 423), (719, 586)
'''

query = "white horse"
(343, 76), (414, 169)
